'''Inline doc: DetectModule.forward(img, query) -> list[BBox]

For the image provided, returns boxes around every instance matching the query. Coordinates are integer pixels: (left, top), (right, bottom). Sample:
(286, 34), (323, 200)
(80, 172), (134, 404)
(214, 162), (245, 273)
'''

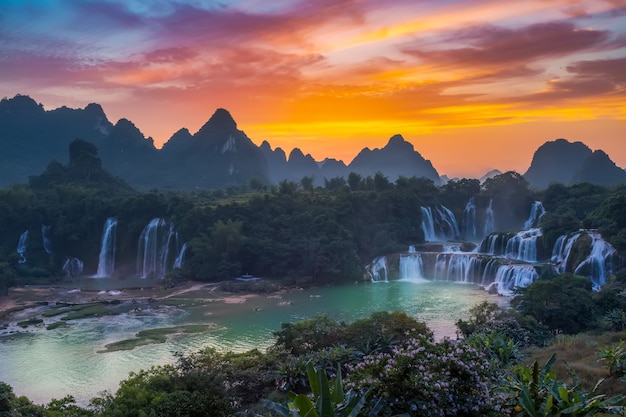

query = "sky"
(1, 0), (625, 178)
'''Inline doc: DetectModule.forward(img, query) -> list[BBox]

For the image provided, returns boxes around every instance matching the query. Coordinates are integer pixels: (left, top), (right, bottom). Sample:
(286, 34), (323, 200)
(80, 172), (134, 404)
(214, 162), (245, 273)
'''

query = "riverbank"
(0, 280), (273, 327)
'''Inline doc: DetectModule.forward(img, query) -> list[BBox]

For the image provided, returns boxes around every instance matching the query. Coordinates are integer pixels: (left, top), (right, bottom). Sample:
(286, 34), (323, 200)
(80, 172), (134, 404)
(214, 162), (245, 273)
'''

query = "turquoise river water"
(0, 280), (507, 405)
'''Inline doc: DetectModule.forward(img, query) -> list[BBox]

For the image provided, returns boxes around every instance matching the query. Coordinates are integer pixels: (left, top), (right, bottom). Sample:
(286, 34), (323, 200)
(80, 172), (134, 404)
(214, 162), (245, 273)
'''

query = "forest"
(1, 140), (626, 415)
(1, 139), (625, 293)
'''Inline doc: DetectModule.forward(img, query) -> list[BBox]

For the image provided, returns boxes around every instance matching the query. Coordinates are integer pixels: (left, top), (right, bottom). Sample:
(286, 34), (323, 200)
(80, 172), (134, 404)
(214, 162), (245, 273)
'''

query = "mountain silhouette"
(2, 95), (624, 190)
(348, 134), (441, 184)
(524, 138), (625, 188)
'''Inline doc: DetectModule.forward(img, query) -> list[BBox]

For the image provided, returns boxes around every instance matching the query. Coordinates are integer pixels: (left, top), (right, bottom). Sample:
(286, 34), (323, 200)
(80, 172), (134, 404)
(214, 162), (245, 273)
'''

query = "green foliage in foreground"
(2, 310), (626, 417)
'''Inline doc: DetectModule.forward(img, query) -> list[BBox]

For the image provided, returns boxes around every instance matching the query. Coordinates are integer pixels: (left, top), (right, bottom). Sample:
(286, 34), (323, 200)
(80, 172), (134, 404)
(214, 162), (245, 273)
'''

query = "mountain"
(0, 95), (113, 187)
(159, 108), (269, 189)
(348, 134), (441, 184)
(98, 119), (159, 189)
(524, 139), (625, 188)
(479, 169), (502, 184)
(572, 150), (626, 186)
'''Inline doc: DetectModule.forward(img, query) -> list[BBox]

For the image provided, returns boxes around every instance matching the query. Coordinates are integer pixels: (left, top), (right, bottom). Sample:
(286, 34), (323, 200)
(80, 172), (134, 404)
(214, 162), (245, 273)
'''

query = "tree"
(347, 172), (362, 191)
(511, 274), (598, 334)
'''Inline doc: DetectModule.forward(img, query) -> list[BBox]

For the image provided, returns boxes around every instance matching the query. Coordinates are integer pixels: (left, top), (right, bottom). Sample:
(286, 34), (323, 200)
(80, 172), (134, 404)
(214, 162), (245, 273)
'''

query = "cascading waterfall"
(524, 201), (546, 230)
(434, 253), (482, 283)
(41, 224), (52, 254)
(369, 256), (388, 282)
(173, 242), (188, 269)
(399, 254), (424, 281)
(574, 231), (617, 291)
(420, 205), (460, 241)
(505, 228), (542, 262)
(462, 197), (477, 239)
(489, 264), (538, 296)
(551, 232), (582, 274)
(63, 257), (84, 277)
(479, 233), (509, 256)
(483, 198), (495, 236)
(137, 219), (181, 279)
(95, 218), (117, 278)
(420, 207), (437, 242)
(17, 230), (29, 263)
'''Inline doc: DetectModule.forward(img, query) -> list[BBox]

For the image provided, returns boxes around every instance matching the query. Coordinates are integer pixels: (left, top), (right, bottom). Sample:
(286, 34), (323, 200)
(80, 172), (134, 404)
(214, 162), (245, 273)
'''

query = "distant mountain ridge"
(0, 95), (623, 190)
(523, 139), (626, 188)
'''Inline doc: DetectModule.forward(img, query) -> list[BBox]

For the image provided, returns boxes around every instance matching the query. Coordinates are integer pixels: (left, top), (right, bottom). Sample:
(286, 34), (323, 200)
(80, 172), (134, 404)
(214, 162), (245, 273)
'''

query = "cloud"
(401, 22), (614, 70)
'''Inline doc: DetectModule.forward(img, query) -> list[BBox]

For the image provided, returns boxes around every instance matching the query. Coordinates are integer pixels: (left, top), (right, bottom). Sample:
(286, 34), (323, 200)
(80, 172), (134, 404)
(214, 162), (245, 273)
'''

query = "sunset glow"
(1, 0), (625, 178)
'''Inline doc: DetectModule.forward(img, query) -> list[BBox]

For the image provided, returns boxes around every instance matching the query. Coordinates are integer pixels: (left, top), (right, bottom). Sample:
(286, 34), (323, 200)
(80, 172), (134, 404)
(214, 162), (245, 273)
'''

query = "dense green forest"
(1, 139), (626, 294)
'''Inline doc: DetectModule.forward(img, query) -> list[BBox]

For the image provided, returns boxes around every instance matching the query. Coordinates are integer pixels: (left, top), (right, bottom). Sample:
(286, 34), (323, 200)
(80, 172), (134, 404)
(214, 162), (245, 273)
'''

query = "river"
(0, 280), (507, 406)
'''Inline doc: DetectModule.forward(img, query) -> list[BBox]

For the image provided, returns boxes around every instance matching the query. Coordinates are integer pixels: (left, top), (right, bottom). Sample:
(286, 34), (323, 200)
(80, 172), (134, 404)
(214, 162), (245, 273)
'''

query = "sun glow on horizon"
(1, 0), (625, 177)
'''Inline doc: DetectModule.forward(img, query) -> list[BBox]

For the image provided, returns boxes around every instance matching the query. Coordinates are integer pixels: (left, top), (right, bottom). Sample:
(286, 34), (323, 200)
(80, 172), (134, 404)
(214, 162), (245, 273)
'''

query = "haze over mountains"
(1, 95), (624, 190)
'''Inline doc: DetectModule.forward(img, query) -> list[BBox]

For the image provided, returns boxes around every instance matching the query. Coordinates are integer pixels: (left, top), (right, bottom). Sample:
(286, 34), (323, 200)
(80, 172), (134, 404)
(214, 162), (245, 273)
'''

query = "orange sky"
(1, 0), (625, 178)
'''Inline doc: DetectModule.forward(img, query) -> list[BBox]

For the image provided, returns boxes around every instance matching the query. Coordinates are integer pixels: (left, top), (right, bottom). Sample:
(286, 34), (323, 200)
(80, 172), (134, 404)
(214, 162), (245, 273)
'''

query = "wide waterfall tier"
(366, 249), (539, 295)
(552, 230), (619, 290)
(137, 218), (187, 279)
(420, 205), (460, 242)
(95, 217), (117, 278)
(479, 229), (545, 262)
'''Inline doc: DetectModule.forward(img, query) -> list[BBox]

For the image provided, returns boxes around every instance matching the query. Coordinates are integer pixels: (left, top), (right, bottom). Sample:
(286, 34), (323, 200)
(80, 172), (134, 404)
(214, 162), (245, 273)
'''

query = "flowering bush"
(345, 335), (506, 416)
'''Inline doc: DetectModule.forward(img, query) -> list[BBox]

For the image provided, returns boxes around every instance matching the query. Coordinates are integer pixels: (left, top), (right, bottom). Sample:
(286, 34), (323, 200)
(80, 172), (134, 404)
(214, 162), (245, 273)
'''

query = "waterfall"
(137, 219), (179, 279)
(17, 230), (29, 264)
(483, 198), (495, 236)
(490, 264), (538, 296)
(504, 228), (542, 262)
(481, 259), (501, 286)
(63, 257), (84, 277)
(551, 232), (582, 274)
(399, 254), (424, 281)
(420, 205), (460, 242)
(420, 207), (437, 242)
(479, 233), (508, 256)
(408, 245), (416, 254)
(173, 242), (188, 269)
(434, 253), (482, 283)
(368, 256), (388, 282)
(573, 231), (617, 291)
(524, 201), (546, 230)
(462, 197), (477, 239)
(41, 225), (53, 254)
(95, 218), (117, 278)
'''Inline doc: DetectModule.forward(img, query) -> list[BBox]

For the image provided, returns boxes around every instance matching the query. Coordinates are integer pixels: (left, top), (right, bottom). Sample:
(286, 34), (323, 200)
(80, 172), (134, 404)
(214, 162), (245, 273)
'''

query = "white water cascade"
(369, 256), (388, 282)
(434, 253), (482, 283)
(574, 231), (617, 290)
(41, 224), (53, 254)
(399, 254), (424, 281)
(483, 198), (495, 236)
(95, 218), (117, 278)
(551, 233), (581, 273)
(16, 230), (29, 263)
(63, 257), (84, 277)
(420, 205), (460, 241)
(173, 242), (188, 269)
(524, 201), (546, 230)
(462, 197), (477, 239)
(489, 264), (538, 296)
(137, 219), (179, 279)
(504, 228), (542, 262)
